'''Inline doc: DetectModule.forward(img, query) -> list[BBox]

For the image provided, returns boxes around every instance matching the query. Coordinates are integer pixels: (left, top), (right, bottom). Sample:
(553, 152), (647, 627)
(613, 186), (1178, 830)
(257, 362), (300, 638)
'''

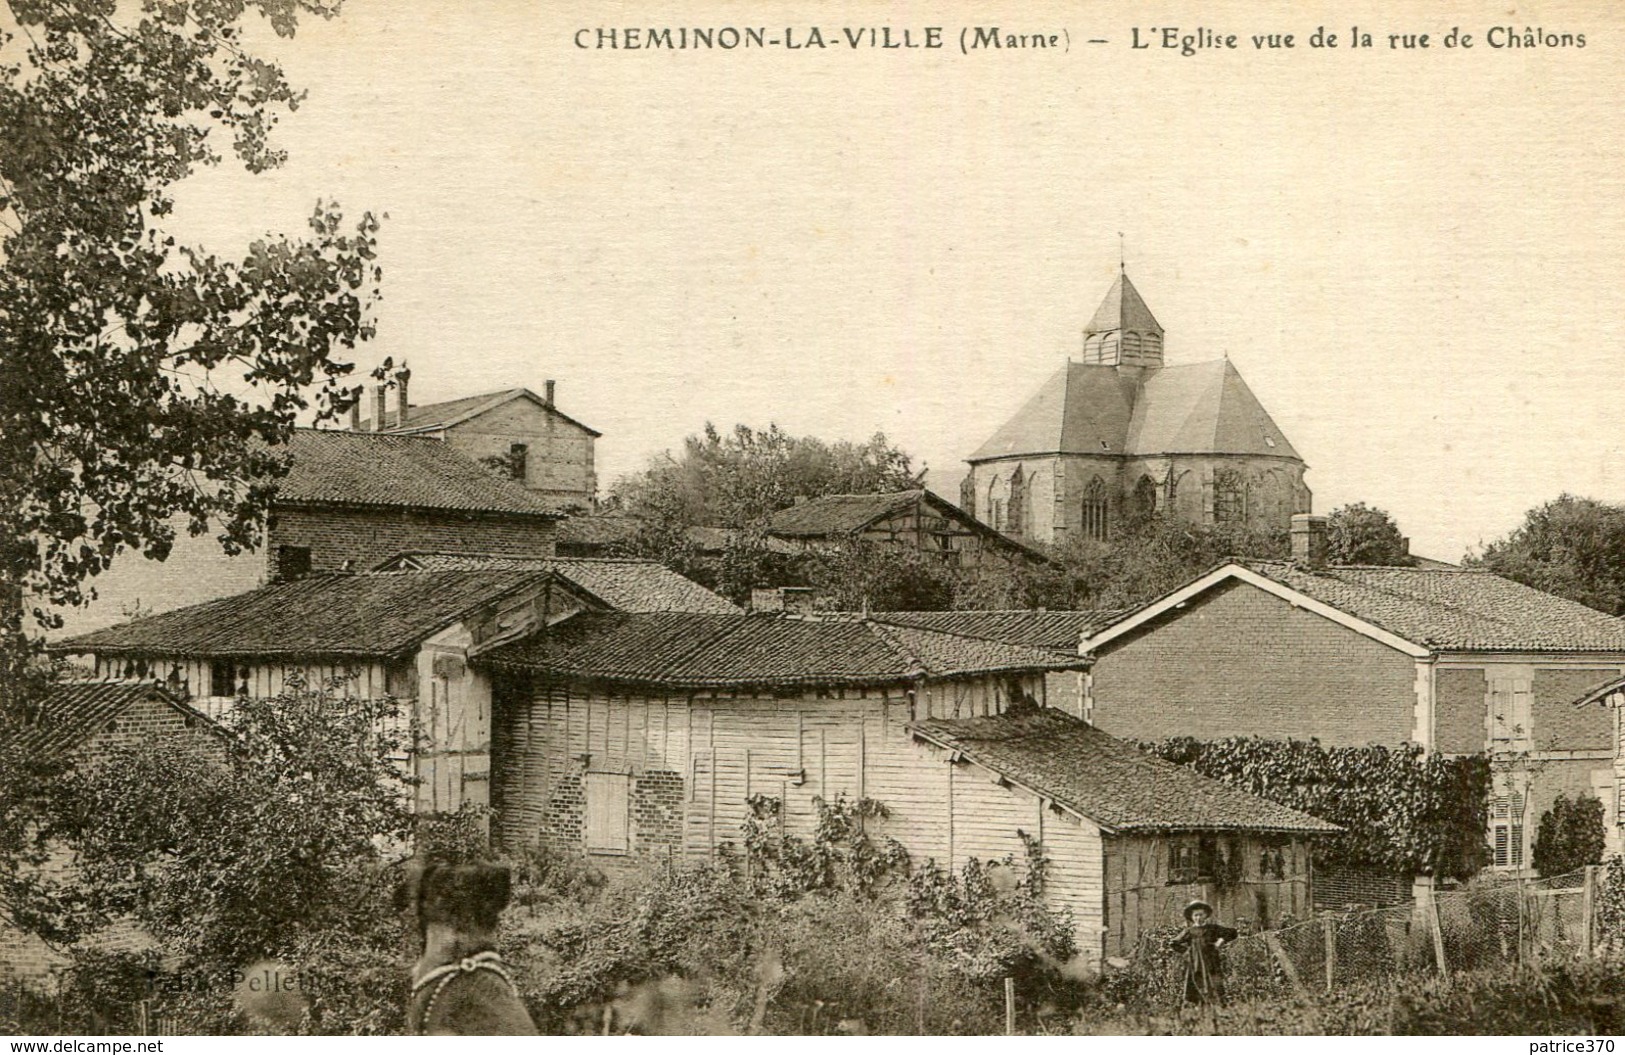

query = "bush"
(1532, 795), (1607, 878)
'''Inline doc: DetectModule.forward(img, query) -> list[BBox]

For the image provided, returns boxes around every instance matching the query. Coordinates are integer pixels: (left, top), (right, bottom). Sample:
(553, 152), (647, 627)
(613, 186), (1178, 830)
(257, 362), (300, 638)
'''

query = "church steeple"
(1081, 272), (1164, 368)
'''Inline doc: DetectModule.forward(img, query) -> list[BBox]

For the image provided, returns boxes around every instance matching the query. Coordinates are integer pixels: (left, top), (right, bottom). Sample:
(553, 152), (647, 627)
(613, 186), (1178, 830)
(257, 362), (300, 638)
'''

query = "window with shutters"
(584, 771), (631, 854)
(1491, 793), (1526, 869)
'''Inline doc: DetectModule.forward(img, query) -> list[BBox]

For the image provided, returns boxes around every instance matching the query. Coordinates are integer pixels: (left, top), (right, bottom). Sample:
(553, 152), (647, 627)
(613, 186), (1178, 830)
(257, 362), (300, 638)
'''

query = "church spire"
(1082, 272), (1164, 368)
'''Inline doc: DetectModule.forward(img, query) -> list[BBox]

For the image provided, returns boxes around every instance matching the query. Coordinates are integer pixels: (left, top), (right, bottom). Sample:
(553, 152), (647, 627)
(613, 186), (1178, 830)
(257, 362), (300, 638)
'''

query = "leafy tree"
(805, 539), (956, 612)
(0, 0), (382, 677)
(1468, 495), (1625, 616)
(1531, 794), (1606, 878)
(614, 423), (925, 530)
(47, 678), (414, 969)
(1325, 502), (1416, 566)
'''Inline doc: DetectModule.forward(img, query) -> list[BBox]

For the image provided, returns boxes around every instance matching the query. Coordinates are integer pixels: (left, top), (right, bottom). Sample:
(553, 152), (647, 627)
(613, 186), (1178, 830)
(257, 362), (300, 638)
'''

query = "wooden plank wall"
(91, 653), (396, 722)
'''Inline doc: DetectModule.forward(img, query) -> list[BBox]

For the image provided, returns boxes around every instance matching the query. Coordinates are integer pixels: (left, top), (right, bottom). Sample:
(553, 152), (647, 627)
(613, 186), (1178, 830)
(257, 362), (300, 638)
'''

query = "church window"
(1213, 469), (1245, 524)
(1081, 476), (1110, 541)
(1007, 469), (1025, 536)
(1132, 475), (1158, 521)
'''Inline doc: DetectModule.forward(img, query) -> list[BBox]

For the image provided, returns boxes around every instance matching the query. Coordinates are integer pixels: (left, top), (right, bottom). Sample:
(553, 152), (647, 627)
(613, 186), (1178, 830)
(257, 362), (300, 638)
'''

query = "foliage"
(741, 794), (909, 898)
(1467, 494), (1625, 615)
(49, 678), (415, 967)
(615, 423), (925, 530)
(1531, 794), (1607, 878)
(1325, 502), (1417, 566)
(0, 0), (382, 630)
(1143, 737), (1492, 877)
(803, 540), (956, 612)
(1596, 855), (1625, 958)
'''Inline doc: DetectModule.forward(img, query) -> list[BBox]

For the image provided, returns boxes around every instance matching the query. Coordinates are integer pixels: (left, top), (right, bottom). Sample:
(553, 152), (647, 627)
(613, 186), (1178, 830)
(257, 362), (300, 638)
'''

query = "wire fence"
(1212, 865), (1612, 1001)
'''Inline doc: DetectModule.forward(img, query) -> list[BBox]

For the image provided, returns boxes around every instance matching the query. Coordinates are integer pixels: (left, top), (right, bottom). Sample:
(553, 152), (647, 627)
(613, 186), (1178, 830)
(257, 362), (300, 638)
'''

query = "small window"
(509, 443), (528, 481)
(210, 660), (234, 698)
(1169, 841), (1200, 884)
(275, 545), (312, 581)
(584, 770), (631, 854)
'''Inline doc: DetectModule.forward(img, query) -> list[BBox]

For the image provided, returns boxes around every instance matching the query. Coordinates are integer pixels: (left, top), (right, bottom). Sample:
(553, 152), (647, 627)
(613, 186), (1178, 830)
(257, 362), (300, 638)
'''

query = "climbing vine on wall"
(1142, 737), (1492, 877)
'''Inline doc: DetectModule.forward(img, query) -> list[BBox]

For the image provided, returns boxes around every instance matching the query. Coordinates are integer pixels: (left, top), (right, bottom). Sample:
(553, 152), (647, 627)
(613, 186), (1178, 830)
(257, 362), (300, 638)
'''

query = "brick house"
(760, 489), (1048, 570)
(0, 680), (224, 986)
(1080, 515), (1625, 871)
(47, 427), (563, 639)
(364, 377), (599, 511)
(474, 611), (1334, 965)
(962, 270), (1311, 546)
(1565, 674), (1625, 852)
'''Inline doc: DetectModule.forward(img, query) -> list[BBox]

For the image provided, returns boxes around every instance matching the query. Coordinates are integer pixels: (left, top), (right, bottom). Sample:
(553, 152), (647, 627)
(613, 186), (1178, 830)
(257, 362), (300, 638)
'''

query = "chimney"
(372, 384), (387, 432)
(348, 388), (362, 432)
(395, 364), (411, 428)
(544, 379), (556, 406)
(1291, 513), (1329, 569)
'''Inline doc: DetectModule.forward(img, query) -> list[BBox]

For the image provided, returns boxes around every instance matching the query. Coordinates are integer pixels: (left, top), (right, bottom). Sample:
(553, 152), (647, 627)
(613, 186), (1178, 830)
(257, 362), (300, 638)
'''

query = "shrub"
(1532, 795), (1607, 878)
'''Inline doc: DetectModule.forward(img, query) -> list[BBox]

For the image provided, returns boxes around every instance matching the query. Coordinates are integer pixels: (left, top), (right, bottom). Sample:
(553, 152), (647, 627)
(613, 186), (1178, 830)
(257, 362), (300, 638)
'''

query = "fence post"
(1322, 915), (1337, 990)
(1003, 976), (1015, 1036)
(1417, 877), (1449, 984)
(1582, 864), (1599, 959)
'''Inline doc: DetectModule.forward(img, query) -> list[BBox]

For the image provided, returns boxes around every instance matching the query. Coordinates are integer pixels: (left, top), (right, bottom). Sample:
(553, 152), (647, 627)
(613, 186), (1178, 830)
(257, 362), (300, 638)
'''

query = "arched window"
(1081, 475), (1110, 541)
(986, 478), (1004, 531)
(1213, 468), (1245, 524)
(1132, 475), (1158, 521)
(1007, 468), (1026, 536)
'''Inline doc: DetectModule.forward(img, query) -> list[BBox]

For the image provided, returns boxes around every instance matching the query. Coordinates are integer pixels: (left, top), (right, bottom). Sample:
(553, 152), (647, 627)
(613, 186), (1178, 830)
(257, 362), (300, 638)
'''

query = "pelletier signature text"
(573, 26), (1065, 51)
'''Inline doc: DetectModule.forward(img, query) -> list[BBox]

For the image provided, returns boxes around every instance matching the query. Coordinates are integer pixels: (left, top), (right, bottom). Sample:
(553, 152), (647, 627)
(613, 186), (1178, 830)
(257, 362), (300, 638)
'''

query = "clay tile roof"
(373, 552), (740, 614)
(1243, 561), (1625, 653)
(13, 679), (218, 755)
(51, 570), (550, 659)
(378, 388), (603, 438)
(478, 612), (1089, 690)
(276, 429), (560, 517)
(762, 491), (927, 537)
(911, 709), (1340, 835)
(872, 610), (1125, 651)
(555, 515), (642, 548)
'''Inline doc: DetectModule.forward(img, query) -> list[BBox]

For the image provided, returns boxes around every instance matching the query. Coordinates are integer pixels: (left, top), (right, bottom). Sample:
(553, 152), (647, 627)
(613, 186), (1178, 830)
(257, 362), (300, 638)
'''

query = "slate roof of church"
(277, 429), (560, 517)
(870, 610), (1123, 651)
(11, 679), (219, 755)
(51, 571), (551, 659)
(373, 387), (602, 438)
(1085, 273), (1163, 335)
(968, 359), (1300, 463)
(372, 552), (740, 615)
(910, 709), (1340, 835)
(478, 612), (1090, 689)
(1241, 561), (1625, 653)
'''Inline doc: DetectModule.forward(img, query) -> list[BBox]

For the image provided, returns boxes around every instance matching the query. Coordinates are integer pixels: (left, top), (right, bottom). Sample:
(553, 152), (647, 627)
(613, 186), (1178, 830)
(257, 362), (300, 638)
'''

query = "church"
(961, 271), (1311, 545)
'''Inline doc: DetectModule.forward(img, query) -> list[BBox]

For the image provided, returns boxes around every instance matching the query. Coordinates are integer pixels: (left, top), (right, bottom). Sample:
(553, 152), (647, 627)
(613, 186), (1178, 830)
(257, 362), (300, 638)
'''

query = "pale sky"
(165, 0), (1625, 564)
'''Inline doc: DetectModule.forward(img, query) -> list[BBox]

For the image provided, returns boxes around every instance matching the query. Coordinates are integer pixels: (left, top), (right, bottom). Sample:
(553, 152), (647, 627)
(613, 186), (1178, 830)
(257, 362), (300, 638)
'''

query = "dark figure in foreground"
(406, 859), (539, 1035)
(1170, 899), (1238, 1006)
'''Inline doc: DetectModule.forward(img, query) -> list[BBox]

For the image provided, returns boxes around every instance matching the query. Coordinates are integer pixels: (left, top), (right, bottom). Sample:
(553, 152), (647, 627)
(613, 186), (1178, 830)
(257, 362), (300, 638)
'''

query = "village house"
(472, 611), (1335, 964)
(362, 373), (599, 511)
(1565, 674), (1625, 854)
(759, 490), (1049, 570)
(0, 680), (224, 985)
(962, 270), (1310, 545)
(47, 427), (564, 639)
(1079, 514), (1625, 875)
(50, 559), (737, 817)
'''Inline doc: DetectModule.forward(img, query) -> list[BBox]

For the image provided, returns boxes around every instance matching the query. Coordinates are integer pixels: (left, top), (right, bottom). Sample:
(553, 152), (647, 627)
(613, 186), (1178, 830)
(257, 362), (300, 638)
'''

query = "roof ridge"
(863, 619), (929, 678)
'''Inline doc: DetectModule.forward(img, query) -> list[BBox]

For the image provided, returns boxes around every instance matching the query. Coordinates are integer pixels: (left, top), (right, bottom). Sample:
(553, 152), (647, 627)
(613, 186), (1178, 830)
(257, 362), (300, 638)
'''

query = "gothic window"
(1081, 476), (1110, 541)
(986, 479), (1004, 531)
(1007, 468), (1025, 536)
(1213, 469), (1245, 525)
(1132, 474), (1158, 522)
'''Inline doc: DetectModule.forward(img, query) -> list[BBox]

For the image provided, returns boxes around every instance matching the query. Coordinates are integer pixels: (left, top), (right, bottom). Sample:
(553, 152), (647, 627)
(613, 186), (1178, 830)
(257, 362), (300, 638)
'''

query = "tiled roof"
(1569, 672), (1625, 709)
(764, 491), (928, 537)
(13, 680), (217, 755)
(687, 526), (804, 555)
(910, 709), (1340, 835)
(1243, 561), (1625, 653)
(555, 515), (642, 548)
(478, 612), (1090, 689)
(51, 571), (549, 659)
(968, 360), (1299, 462)
(276, 429), (560, 517)
(374, 388), (602, 438)
(872, 610), (1124, 651)
(373, 553), (740, 615)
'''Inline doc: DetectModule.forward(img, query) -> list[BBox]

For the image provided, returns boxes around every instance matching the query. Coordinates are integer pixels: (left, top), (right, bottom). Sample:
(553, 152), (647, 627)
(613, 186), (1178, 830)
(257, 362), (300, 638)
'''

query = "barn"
(475, 611), (1338, 965)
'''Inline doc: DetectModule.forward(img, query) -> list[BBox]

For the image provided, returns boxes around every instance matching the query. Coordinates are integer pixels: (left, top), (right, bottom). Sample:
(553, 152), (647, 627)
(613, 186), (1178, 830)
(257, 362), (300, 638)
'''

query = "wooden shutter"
(585, 771), (630, 854)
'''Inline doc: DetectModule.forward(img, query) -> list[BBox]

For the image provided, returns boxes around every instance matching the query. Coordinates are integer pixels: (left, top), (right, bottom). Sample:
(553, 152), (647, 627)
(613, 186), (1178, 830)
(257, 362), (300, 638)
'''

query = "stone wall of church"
(966, 453), (1309, 545)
